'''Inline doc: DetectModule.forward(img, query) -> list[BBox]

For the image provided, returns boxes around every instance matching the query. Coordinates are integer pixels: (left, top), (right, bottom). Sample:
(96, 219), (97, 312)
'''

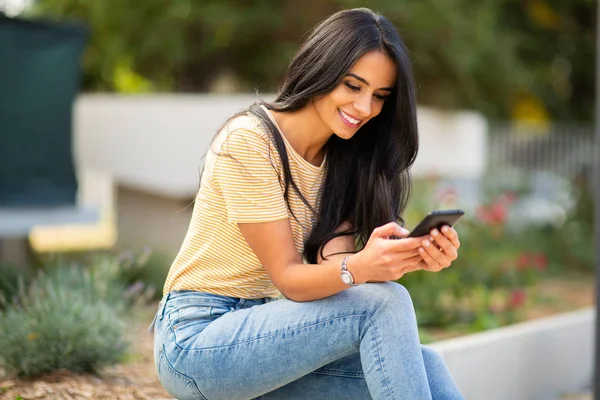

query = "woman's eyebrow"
(346, 73), (394, 91)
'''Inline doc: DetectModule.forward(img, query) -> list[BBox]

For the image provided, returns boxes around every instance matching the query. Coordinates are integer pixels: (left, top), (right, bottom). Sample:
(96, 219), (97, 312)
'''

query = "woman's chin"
(334, 126), (359, 140)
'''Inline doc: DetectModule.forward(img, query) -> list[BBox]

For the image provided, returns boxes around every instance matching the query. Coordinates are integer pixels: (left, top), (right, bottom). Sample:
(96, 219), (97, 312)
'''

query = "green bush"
(0, 261), (30, 308)
(0, 261), (130, 378)
(114, 247), (170, 301)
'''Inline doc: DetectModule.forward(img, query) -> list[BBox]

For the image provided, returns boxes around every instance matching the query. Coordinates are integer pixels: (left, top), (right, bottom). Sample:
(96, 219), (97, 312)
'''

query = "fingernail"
(423, 240), (430, 247)
(429, 236), (434, 242)
(418, 248), (424, 253)
(442, 226), (449, 233)
(400, 227), (409, 235)
(432, 230), (439, 236)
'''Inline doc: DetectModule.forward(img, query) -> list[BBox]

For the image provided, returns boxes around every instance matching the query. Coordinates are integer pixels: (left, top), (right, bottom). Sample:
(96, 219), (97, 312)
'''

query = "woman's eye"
(374, 94), (389, 101)
(345, 82), (360, 92)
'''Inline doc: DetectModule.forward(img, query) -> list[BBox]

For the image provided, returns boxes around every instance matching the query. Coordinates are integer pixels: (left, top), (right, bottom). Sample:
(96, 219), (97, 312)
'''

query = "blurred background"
(0, 1), (597, 399)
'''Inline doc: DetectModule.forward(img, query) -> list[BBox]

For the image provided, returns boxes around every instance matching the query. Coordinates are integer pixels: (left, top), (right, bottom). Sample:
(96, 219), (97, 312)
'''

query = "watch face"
(341, 271), (353, 285)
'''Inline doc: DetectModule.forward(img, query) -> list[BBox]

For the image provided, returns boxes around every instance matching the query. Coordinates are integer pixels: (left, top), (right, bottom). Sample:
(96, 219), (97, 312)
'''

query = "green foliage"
(114, 248), (170, 301)
(27, 0), (594, 120)
(0, 259), (131, 378)
(0, 262), (31, 308)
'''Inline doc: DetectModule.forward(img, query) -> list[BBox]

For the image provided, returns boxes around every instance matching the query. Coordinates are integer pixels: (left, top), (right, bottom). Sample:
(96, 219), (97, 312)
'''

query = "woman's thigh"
(257, 346), (461, 400)
(156, 282), (418, 400)
(257, 352), (371, 400)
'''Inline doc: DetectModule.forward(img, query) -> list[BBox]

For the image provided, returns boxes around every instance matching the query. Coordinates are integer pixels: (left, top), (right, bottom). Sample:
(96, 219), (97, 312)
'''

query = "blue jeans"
(151, 282), (463, 400)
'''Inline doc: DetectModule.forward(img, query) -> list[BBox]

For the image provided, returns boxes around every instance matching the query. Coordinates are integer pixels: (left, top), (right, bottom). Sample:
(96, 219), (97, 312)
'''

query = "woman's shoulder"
(224, 110), (270, 138)
(210, 109), (274, 158)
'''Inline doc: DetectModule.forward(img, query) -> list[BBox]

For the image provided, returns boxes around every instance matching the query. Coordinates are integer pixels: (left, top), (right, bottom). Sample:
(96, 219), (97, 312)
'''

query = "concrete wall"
(73, 94), (487, 251)
(116, 185), (191, 254)
(430, 308), (594, 400)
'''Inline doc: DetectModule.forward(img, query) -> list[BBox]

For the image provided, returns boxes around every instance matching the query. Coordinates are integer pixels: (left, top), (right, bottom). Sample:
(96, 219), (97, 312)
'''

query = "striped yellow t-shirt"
(163, 106), (326, 298)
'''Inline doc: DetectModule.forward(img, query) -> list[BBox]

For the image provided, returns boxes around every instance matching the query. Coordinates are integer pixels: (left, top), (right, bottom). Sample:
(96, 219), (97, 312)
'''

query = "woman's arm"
(238, 218), (426, 302)
(316, 221), (355, 264)
(317, 221), (389, 284)
(238, 219), (358, 302)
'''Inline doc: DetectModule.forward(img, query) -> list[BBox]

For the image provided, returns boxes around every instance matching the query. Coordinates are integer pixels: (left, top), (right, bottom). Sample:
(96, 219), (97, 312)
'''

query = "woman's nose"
(353, 95), (372, 118)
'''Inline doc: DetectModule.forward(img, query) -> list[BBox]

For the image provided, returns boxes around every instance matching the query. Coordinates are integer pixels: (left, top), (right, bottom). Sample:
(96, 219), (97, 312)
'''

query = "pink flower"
(517, 253), (532, 271)
(477, 201), (508, 225)
(534, 254), (548, 271)
(508, 289), (526, 309)
(516, 252), (548, 271)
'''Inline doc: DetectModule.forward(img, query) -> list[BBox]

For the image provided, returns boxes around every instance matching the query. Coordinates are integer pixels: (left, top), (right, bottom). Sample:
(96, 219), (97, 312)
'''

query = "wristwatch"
(340, 256), (358, 286)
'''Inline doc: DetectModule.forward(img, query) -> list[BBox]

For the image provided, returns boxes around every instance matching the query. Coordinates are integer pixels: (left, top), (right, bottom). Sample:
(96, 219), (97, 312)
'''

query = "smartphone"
(407, 209), (465, 238)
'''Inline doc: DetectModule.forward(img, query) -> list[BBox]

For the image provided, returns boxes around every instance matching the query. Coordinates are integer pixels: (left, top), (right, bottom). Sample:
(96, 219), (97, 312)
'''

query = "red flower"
(517, 253), (531, 270)
(490, 202), (508, 224)
(534, 254), (548, 271)
(508, 289), (526, 309)
(477, 201), (508, 225)
(516, 252), (548, 271)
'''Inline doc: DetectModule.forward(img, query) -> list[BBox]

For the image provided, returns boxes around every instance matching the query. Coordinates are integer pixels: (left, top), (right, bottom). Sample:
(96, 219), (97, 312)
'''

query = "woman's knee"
(421, 345), (446, 367)
(344, 281), (413, 311)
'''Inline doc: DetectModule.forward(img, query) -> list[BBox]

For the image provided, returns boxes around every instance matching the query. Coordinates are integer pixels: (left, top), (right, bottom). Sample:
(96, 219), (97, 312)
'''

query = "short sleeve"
(212, 128), (289, 223)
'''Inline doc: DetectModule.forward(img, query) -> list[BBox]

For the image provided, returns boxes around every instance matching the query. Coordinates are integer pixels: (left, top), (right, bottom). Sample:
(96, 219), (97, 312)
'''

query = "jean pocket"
(169, 304), (225, 348)
(157, 345), (206, 400)
(171, 305), (213, 330)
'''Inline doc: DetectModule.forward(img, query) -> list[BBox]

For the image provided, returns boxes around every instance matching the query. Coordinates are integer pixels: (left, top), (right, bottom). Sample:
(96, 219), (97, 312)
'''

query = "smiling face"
(312, 50), (397, 139)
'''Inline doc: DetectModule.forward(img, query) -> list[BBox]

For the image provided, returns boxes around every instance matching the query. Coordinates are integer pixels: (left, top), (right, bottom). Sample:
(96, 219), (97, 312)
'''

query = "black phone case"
(407, 210), (464, 237)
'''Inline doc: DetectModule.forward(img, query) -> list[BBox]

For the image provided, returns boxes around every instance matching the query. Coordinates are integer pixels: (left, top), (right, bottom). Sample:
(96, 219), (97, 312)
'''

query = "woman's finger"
(418, 246), (441, 271)
(420, 238), (450, 268)
(394, 261), (423, 279)
(441, 226), (460, 248)
(372, 222), (408, 240)
(429, 229), (458, 260)
(384, 237), (423, 252)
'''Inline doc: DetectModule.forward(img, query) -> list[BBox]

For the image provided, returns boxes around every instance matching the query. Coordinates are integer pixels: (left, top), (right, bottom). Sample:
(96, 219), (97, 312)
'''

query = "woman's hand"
(416, 225), (460, 272)
(349, 222), (425, 283)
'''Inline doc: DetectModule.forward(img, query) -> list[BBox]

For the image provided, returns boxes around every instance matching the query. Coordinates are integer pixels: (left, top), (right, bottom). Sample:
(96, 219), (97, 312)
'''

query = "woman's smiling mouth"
(338, 109), (362, 128)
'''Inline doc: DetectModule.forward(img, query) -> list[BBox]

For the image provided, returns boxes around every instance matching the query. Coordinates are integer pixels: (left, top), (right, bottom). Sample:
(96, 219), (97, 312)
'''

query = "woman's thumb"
(373, 222), (409, 239)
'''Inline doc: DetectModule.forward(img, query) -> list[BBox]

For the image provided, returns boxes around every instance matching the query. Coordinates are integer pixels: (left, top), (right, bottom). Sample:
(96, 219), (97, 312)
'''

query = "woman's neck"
(270, 102), (331, 167)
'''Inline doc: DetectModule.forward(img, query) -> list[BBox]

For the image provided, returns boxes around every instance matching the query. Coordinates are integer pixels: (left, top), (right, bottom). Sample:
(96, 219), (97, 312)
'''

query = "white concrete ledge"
(429, 308), (595, 400)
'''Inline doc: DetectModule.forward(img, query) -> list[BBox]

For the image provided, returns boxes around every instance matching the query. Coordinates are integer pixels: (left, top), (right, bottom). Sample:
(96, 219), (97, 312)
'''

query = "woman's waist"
(159, 290), (279, 323)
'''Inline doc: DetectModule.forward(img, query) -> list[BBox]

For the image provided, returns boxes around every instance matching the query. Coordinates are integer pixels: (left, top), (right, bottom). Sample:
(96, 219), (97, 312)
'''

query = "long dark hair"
(216, 8), (418, 263)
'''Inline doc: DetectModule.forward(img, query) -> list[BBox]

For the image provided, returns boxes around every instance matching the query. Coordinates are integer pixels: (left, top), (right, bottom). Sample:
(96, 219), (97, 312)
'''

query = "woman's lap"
(152, 283), (460, 400)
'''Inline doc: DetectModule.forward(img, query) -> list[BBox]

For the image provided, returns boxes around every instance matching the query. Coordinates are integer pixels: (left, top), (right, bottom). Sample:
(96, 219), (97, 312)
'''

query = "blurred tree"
(29, 0), (595, 121)
(501, 0), (596, 122)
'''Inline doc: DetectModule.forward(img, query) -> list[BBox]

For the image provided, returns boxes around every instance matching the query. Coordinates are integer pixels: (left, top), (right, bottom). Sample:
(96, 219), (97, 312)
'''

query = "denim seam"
(362, 288), (397, 400)
(173, 313), (368, 352)
(312, 369), (364, 378)
(160, 344), (208, 400)
(367, 313), (396, 399)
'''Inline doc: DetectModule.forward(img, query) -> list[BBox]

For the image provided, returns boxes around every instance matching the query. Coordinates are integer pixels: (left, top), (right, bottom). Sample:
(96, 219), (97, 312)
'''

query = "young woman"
(151, 7), (464, 400)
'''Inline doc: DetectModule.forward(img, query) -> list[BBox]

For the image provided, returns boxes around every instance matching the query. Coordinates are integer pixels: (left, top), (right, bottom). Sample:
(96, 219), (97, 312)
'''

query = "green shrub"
(0, 261), (130, 378)
(114, 247), (170, 301)
(0, 262), (31, 308)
